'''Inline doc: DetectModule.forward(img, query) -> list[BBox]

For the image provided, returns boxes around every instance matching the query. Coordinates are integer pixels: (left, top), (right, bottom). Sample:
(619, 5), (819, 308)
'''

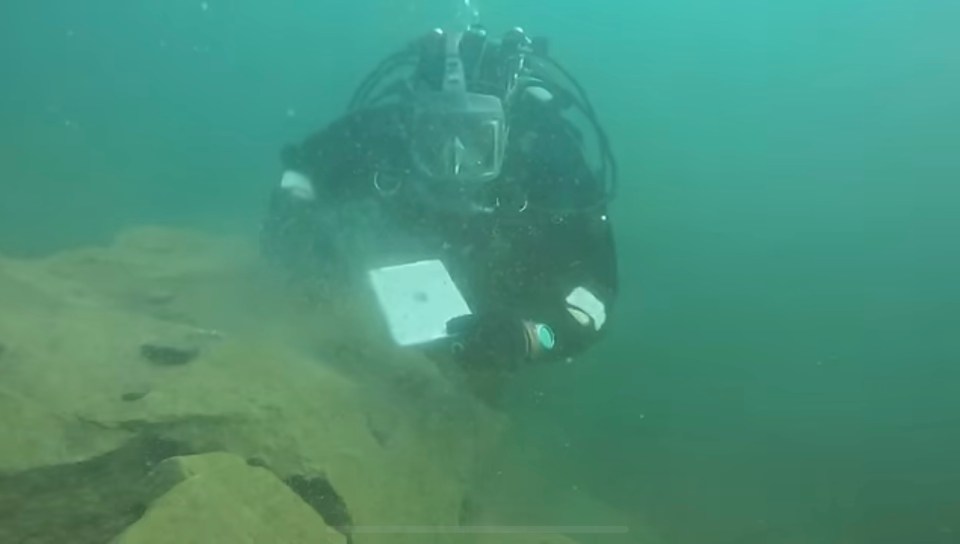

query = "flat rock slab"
(0, 227), (506, 544)
(113, 452), (345, 544)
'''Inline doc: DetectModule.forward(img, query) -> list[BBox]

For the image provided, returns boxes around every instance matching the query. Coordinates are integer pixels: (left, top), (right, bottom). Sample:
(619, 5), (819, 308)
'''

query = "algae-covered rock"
(112, 452), (345, 544)
(0, 227), (505, 544)
(0, 388), (130, 472)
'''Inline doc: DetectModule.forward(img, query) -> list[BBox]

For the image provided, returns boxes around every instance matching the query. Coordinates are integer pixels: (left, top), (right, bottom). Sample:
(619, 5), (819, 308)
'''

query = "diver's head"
(348, 25), (615, 215)
(405, 26), (532, 210)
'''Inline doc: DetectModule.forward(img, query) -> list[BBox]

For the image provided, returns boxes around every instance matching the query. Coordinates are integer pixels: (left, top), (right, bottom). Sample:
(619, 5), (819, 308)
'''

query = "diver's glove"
(446, 313), (556, 368)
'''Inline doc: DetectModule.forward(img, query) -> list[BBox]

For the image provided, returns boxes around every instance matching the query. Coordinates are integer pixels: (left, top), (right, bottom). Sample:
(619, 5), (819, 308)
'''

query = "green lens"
(535, 323), (556, 350)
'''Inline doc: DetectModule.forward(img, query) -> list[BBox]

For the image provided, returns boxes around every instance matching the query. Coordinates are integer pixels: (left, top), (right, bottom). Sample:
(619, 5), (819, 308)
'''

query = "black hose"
(528, 55), (619, 205)
(342, 34), (620, 211)
(347, 48), (418, 111)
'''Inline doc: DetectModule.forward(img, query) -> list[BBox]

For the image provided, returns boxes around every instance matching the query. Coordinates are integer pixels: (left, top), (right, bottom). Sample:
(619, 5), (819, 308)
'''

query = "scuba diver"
(261, 25), (619, 374)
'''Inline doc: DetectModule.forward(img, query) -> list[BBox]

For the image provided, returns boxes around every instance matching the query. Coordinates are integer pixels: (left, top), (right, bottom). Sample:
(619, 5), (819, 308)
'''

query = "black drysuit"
(262, 95), (618, 366)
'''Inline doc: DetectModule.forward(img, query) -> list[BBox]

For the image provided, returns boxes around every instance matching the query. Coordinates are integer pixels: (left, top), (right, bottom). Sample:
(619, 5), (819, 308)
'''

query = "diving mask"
(409, 30), (508, 185)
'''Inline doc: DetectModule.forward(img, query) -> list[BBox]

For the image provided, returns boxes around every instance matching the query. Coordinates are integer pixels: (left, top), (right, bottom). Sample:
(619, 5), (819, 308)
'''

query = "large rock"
(0, 227), (505, 544)
(111, 452), (345, 544)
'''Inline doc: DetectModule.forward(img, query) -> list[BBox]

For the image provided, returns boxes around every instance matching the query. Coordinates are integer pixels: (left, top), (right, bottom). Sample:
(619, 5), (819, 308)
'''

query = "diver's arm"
(278, 104), (406, 201)
(446, 211), (617, 367)
(506, 97), (617, 362)
(261, 106), (403, 266)
(533, 210), (618, 362)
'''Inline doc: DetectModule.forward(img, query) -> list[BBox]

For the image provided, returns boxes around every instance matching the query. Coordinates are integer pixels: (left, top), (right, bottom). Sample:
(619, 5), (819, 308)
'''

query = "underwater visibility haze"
(1, 0), (958, 543)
